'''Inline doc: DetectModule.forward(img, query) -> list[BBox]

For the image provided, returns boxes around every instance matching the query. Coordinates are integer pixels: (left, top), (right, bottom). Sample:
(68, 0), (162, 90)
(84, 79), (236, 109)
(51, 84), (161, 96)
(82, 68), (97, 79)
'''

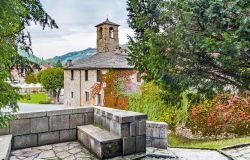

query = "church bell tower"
(95, 18), (119, 53)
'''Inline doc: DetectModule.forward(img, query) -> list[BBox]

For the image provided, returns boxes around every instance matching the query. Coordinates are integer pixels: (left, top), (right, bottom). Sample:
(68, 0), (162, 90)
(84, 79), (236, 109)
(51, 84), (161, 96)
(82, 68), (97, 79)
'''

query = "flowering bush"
(187, 93), (250, 136)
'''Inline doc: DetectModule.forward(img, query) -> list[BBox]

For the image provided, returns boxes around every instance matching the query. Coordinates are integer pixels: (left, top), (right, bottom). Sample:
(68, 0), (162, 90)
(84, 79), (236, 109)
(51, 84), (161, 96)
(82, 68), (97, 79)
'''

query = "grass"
(19, 93), (50, 104)
(168, 132), (250, 149)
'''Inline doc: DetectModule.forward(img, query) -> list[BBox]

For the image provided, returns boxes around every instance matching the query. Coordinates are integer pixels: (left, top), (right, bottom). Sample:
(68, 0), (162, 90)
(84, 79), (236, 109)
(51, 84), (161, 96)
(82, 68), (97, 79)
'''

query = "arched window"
(109, 27), (114, 38)
(99, 27), (102, 39)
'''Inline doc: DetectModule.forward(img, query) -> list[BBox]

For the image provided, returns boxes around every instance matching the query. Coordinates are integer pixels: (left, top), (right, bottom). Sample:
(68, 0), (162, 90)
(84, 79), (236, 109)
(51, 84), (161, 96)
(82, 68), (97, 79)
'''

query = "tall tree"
(127, 0), (250, 106)
(55, 59), (63, 68)
(0, 0), (57, 127)
(37, 68), (64, 103)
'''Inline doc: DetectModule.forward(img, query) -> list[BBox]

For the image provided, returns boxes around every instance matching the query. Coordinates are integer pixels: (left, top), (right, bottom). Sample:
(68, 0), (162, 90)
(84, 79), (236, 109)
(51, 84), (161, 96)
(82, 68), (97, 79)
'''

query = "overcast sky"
(27, 0), (133, 59)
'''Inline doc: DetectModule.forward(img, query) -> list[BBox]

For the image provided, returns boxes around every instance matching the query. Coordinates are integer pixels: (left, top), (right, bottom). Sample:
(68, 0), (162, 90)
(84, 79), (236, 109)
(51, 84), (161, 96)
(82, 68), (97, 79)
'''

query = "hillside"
(18, 44), (128, 66)
(18, 49), (45, 64)
(47, 48), (96, 65)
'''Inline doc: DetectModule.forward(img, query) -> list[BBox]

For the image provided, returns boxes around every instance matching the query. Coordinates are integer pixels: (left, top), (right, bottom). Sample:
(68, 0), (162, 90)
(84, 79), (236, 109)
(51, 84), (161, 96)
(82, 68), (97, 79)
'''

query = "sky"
(27, 0), (134, 59)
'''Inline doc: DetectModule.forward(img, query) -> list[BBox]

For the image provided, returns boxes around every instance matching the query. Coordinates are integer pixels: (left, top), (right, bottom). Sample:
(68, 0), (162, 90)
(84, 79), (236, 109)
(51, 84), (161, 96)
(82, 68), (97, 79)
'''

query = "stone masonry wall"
(146, 121), (168, 149)
(94, 106), (147, 155)
(0, 107), (94, 149)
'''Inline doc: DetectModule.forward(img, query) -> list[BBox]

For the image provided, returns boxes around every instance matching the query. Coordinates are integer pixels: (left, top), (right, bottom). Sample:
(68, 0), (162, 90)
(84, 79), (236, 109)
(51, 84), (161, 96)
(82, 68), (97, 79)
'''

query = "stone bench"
(78, 125), (122, 159)
(0, 134), (12, 160)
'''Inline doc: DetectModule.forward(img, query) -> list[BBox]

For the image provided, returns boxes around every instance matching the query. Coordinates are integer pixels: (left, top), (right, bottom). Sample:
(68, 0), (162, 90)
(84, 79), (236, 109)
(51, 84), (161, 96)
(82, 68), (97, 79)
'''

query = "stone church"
(64, 19), (142, 106)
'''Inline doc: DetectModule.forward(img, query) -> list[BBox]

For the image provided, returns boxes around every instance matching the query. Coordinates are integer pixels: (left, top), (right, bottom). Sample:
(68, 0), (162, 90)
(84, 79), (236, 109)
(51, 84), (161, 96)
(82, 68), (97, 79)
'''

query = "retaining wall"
(146, 121), (167, 149)
(0, 107), (94, 149)
(0, 106), (167, 152)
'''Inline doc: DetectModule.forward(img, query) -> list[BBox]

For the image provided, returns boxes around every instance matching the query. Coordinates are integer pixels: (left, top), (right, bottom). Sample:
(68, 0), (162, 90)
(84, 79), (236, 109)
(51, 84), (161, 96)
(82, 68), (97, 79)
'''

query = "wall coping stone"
(146, 121), (167, 128)
(12, 106), (94, 119)
(94, 106), (147, 123)
(0, 134), (12, 160)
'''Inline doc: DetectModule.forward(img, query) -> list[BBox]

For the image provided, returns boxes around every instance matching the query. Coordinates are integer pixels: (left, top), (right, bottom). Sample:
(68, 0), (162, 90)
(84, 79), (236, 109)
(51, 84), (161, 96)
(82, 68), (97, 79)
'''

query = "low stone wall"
(146, 121), (167, 149)
(0, 107), (94, 149)
(94, 106), (147, 155)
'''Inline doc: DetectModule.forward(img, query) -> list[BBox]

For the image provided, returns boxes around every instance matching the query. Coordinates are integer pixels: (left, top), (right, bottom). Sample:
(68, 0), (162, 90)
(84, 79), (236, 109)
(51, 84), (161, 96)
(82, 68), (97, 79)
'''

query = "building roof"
(65, 51), (133, 70)
(95, 18), (120, 27)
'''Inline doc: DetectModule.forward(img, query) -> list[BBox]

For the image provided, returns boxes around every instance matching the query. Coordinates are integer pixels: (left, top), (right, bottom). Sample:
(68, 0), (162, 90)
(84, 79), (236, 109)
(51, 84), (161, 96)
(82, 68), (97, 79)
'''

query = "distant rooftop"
(65, 51), (133, 70)
(95, 18), (120, 27)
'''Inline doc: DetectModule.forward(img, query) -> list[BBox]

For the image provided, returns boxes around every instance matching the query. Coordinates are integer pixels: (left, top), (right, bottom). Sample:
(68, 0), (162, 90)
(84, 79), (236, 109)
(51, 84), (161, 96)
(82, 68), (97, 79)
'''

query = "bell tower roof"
(95, 18), (120, 27)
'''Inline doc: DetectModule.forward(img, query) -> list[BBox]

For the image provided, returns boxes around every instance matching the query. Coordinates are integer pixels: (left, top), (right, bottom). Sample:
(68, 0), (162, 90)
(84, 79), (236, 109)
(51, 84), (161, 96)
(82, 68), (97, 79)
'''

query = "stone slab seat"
(77, 125), (122, 159)
(0, 134), (12, 160)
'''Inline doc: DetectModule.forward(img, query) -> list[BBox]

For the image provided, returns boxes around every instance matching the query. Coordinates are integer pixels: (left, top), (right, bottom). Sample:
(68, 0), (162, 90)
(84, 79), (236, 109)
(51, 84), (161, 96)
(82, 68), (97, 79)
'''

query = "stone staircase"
(77, 106), (147, 159)
(78, 125), (122, 158)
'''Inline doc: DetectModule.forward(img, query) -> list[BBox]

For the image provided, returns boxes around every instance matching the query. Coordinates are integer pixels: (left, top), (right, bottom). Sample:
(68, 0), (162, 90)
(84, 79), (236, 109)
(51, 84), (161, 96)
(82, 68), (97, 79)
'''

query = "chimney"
(66, 59), (73, 67)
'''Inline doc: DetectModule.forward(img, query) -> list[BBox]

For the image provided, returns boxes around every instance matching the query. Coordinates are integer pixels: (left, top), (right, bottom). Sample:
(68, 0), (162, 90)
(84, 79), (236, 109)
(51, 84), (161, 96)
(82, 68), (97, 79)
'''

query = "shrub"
(23, 94), (31, 100)
(38, 99), (52, 104)
(127, 81), (165, 121)
(187, 93), (250, 136)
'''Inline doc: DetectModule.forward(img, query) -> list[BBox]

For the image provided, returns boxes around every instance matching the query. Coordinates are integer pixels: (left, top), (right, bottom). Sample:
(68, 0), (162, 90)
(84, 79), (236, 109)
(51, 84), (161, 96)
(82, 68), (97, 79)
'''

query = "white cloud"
(27, 0), (134, 59)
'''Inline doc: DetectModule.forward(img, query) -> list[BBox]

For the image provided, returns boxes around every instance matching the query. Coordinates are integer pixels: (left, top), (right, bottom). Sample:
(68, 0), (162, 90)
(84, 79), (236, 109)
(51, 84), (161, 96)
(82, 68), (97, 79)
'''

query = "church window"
(109, 27), (114, 38)
(97, 70), (101, 82)
(99, 27), (102, 39)
(85, 92), (89, 102)
(71, 70), (74, 80)
(85, 70), (88, 81)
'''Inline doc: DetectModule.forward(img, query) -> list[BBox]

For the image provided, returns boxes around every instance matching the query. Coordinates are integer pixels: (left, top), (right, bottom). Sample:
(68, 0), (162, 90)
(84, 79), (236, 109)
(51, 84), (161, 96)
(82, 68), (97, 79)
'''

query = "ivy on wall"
(90, 69), (136, 109)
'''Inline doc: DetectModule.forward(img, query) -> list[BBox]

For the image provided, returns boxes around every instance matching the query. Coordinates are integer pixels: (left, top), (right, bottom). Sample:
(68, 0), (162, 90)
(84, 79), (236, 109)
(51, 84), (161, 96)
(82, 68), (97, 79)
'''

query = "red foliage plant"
(187, 92), (250, 136)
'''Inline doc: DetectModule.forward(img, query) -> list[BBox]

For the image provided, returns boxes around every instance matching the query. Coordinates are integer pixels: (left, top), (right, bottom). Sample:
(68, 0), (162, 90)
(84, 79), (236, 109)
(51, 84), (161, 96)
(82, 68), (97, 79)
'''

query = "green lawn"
(168, 132), (250, 149)
(19, 93), (50, 104)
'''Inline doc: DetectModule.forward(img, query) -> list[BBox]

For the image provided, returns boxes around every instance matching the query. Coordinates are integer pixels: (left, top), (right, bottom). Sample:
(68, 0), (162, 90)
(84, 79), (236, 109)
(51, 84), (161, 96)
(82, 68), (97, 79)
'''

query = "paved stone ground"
(10, 141), (98, 160)
(223, 145), (250, 160)
(13, 141), (250, 160)
(10, 142), (178, 160)
(168, 148), (230, 160)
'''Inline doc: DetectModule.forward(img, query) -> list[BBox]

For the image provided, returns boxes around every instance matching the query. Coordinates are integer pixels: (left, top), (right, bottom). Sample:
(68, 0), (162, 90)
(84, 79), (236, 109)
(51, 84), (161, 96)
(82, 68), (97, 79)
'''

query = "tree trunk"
(56, 88), (61, 103)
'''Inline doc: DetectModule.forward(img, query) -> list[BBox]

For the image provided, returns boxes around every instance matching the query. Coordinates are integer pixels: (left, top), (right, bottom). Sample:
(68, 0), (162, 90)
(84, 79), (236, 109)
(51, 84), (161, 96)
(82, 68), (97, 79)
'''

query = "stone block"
(135, 114), (147, 121)
(130, 122), (137, 136)
(38, 131), (60, 146)
(152, 127), (160, 138)
(47, 108), (72, 116)
(72, 106), (94, 114)
(70, 114), (84, 128)
(151, 138), (160, 148)
(10, 119), (30, 135)
(84, 113), (94, 125)
(159, 128), (167, 139)
(120, 123), (130, 137)
(15, 111), (46, 119)
(119, 116), (135, 123)
(49, 115), (69, 131)
(151, 138), (167, 149)
(13, 134), (37, 149)
(0, 127), (9, 136)
(146, 136), (152, 147)
(60, 129), (76, 142)
(110, 120), (120, 136)
(146, 126), (153, 137)
(106, 112), (113, 120)
(94, 114), (101, 126)
(31, 117), (48, 133)
(123, 137), (136, 155)
(78, 129), (90, 148)
(0, 135), (12, 160)
(104, 118), (110, 131)
(136, 135), (146, 153)
(137, 120), (146, 135)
